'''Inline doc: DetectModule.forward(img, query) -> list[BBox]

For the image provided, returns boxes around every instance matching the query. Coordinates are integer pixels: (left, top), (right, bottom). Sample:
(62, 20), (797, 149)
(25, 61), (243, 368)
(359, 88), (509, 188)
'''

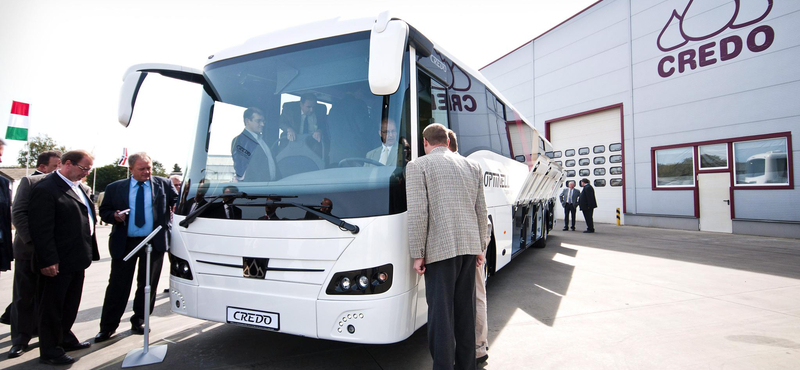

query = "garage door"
(548, 107), (623, 225)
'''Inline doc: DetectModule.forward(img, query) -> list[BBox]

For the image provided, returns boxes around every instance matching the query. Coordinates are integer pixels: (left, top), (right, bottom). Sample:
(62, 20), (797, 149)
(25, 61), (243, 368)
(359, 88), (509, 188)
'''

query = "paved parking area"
(1, 223), (798, 369)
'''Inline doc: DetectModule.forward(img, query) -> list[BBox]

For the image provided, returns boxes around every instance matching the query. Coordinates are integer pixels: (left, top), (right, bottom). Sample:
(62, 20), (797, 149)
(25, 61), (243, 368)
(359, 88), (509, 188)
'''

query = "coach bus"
(117, 12), (564, 344)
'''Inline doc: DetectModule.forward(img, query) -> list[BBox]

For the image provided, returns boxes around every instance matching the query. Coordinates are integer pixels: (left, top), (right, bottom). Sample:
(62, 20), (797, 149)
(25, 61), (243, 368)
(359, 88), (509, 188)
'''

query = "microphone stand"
(122, 225), (168, 367)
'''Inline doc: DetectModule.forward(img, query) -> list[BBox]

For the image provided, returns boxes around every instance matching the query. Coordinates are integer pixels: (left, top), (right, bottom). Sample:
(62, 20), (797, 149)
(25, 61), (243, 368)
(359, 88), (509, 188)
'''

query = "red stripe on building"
(10, 101), (30, 116)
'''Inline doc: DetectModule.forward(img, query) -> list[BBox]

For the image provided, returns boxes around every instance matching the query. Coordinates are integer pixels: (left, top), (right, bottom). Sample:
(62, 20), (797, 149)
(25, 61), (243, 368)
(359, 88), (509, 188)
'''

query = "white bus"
(117, 12), (564, 344)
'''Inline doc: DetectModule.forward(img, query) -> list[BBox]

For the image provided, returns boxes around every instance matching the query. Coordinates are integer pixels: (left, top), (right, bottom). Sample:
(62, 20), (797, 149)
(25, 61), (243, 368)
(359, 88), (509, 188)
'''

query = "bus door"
(416, 70), (450, 155)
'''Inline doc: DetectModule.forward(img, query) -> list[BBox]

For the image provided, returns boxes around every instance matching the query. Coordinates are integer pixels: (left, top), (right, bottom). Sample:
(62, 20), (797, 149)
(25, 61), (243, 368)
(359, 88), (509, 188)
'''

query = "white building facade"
(481, 0), (798, 238)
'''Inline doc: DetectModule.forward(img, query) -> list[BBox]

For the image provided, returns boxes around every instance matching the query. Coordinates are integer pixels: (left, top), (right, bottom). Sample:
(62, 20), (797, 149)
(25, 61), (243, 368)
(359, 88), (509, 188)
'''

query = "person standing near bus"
(94, 152), (178, 343)
(560, 180), (580, 231)
(447, 129), (490, 366)
(407, 123), (488, 370)
(578, 178), (597, 233)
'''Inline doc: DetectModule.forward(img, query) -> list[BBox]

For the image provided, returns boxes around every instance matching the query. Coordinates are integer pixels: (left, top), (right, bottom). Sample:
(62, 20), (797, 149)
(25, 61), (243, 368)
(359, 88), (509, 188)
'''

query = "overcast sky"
(0, 0), (596, 173)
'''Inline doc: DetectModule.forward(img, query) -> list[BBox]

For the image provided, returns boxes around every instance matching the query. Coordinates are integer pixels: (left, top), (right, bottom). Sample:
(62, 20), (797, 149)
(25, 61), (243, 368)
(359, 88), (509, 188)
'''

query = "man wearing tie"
(559, 181), (581, 231)
(231, 107), (277, 182)
(578, 178), (598, 233)
(94, 152), (178, 343)
(29, 150), (99, 365)
(278, 94), (328, 158)
(365, 119), (398, 166)
(205, 186), (242, 220)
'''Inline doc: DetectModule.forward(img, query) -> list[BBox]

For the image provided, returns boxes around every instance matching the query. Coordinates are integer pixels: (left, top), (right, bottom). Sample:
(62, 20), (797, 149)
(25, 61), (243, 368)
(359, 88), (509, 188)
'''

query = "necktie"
(135, 181), (145, 227)
(380, 146), (390, 165)
(568, 189), (572, 203)
(300, 114), (306, 134)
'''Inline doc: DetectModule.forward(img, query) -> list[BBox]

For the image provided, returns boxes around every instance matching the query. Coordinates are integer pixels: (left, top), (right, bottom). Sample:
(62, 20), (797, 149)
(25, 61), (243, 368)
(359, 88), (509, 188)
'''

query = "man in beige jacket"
(407, 123), (488, 370)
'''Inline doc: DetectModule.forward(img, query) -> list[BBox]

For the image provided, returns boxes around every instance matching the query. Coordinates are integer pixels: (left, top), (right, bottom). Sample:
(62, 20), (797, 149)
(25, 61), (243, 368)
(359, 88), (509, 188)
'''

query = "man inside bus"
(560, 180), (580, 231)
(447, 129), (490, 366)
(365, 118), (398, 166)
(231, 107), (277, 182)
(407, 123), (488, 370)
(278, 93), (328, 158)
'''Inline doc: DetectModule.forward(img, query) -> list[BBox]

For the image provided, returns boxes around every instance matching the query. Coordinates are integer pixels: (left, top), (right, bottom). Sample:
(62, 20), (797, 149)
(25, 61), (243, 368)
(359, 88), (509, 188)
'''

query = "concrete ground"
(1, 223), (798, 369)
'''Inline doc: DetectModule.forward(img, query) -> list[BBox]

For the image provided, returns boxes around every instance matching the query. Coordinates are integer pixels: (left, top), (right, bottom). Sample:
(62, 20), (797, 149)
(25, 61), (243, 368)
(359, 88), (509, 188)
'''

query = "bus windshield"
(177, 32), (410, 220)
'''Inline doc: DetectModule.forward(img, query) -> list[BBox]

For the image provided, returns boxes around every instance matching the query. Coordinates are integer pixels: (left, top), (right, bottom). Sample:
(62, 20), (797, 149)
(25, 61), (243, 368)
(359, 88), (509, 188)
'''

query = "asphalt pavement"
(1, 223), (798, 369)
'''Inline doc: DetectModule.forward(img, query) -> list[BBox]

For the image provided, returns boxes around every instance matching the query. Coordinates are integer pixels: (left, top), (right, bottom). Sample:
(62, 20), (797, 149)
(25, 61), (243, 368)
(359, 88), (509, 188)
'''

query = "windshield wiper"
(267, 199), (360, 234)
(179, 192), (261, 228)
(179, 193), (359, 234)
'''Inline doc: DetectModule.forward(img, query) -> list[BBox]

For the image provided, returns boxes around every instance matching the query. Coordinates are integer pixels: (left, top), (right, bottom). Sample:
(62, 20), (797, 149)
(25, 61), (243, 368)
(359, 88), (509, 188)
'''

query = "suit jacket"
(559, 187), (581, 208)
(578, 184), (598, 210)
(365, 144), (398, 166)
(0, 177), (11, 271)
(12, 173), (48, 260)
(204, 203), (242, 220)
(231, 129), (276, 182)
(29, 172), (99, 272)
(407, 147), (488, 264)
(99, 176), (178, 260)
(279, 101), (328, 136)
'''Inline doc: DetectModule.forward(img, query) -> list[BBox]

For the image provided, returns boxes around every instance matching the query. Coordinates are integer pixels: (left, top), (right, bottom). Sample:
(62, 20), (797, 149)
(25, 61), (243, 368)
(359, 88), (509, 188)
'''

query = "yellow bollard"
(616, 208), (621, 226)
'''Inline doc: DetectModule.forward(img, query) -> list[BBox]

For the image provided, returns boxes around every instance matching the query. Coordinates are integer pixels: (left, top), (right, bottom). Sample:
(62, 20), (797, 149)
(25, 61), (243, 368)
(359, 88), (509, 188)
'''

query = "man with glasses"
(94, 152), (178, 343)
(365, 118), (398, 166)
(29, 150), (99, 365)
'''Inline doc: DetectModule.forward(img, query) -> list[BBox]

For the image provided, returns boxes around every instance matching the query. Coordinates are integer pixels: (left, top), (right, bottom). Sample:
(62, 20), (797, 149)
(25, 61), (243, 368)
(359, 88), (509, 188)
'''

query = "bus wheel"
(533, 225), (547, 249)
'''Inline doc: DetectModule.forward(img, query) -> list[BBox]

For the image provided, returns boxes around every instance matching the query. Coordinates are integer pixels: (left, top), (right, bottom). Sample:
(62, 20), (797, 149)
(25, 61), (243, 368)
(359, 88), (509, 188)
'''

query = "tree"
(86, 163), (128, 193)
(172, 163), (182, 173)
(17, 134), (68, 168)
(152, 160), (167, 177)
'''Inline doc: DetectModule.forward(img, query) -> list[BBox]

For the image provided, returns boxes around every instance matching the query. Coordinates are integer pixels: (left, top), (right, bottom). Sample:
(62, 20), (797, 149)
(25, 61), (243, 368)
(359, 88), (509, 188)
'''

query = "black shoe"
(8, 344), (28, 358)
(477, 354), (489, 365)
(130, 324), (149, 335)
(562, 227), (568, 231)
(94, 331), (115, 343)
(571, 227), (576, 231)
(583, 230), (594, 233)
(0, 313), (9, 325)
(63, 341), (91, 352)
(39, 354), (75, 365)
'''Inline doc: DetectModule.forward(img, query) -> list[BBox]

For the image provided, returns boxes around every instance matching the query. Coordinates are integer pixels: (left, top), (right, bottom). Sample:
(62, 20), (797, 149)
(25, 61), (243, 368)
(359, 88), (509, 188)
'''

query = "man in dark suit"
(0, 140), (13, 320)
(231, 107), (277, 182)
(7, 150), (61, 358)
(278, 93), (328, 158)
(559, 180), (581, 231)
(29, 150), (99, 365)
(204, 185), (242, 220)
(94, 152), (178, 343)
(578, 178), (598, 233)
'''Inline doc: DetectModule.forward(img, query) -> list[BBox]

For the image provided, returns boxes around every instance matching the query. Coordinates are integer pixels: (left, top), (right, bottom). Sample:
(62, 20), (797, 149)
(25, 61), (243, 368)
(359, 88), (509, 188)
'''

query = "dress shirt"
(567, 189), (574, 204)
(379, 144), (393, 165)
(127, 178), (153, 237)
(56, 170), (94, 235)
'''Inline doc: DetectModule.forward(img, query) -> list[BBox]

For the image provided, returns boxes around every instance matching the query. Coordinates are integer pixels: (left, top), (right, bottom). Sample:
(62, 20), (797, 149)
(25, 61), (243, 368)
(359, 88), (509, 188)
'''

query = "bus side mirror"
(369, 17), (408, 96)
(118, 71), (148, 127)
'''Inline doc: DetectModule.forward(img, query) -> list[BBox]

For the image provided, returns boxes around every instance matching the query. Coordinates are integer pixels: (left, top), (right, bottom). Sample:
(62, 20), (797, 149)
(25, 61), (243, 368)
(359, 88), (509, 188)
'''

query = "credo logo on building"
(656, 0), (774, 78)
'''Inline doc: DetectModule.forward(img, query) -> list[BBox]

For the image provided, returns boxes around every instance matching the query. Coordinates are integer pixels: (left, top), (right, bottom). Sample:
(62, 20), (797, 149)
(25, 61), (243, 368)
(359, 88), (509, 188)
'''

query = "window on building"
(594, 157), (606, 165)
(699, 143), (728, 169)
(565, 149), (575, 157)
(594, 168), (606, 176)
(545, 152), (554, 159)
(553, 151), (562, 158)
(578, 147), (589, 155)
(594, 179), (606, 187)
(609, 143), (622, 152)
(610, 166), (622, 175)
(610, 178), (623, 187)
(555, 160), (562, 166)
(566, 170), (575, 177)
(655, 147), (694, 187)
(579, 158), (590, 166)
(593, 145), (605, 154)
(733, 137), (789, 185)
(579, 169), (590, 177)
(609, 155), (622, 163)
(565, 159), (575, 167)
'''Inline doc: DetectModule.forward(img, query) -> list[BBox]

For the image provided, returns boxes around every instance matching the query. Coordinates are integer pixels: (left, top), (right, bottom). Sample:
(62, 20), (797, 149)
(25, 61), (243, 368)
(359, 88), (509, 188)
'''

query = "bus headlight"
(169, 253), (194, 281)
(326, 264), (393, 295)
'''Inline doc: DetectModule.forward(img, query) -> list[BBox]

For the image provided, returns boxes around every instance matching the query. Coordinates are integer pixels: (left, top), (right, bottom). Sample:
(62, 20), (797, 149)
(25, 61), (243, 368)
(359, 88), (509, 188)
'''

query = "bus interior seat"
(275, 134), (325, 177)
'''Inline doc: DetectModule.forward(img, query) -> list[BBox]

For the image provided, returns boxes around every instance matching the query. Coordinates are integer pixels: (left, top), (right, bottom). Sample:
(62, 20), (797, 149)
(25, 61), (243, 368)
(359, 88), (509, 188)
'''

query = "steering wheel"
(338, 157), (384, 167)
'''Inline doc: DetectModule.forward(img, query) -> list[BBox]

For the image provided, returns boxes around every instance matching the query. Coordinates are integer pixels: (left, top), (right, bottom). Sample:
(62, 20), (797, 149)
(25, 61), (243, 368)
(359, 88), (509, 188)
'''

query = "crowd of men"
(0, 145), (178, 365)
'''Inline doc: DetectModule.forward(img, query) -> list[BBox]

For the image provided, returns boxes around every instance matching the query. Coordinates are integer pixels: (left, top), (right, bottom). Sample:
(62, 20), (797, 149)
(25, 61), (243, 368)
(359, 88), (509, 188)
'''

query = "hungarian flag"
(117, 147), (128, 166)
(6, 101), (30, 141)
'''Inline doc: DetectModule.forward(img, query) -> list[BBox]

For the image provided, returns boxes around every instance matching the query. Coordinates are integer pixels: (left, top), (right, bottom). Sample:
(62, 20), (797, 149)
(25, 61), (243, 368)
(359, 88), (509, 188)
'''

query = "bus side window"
(417, 70), (450, 155)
